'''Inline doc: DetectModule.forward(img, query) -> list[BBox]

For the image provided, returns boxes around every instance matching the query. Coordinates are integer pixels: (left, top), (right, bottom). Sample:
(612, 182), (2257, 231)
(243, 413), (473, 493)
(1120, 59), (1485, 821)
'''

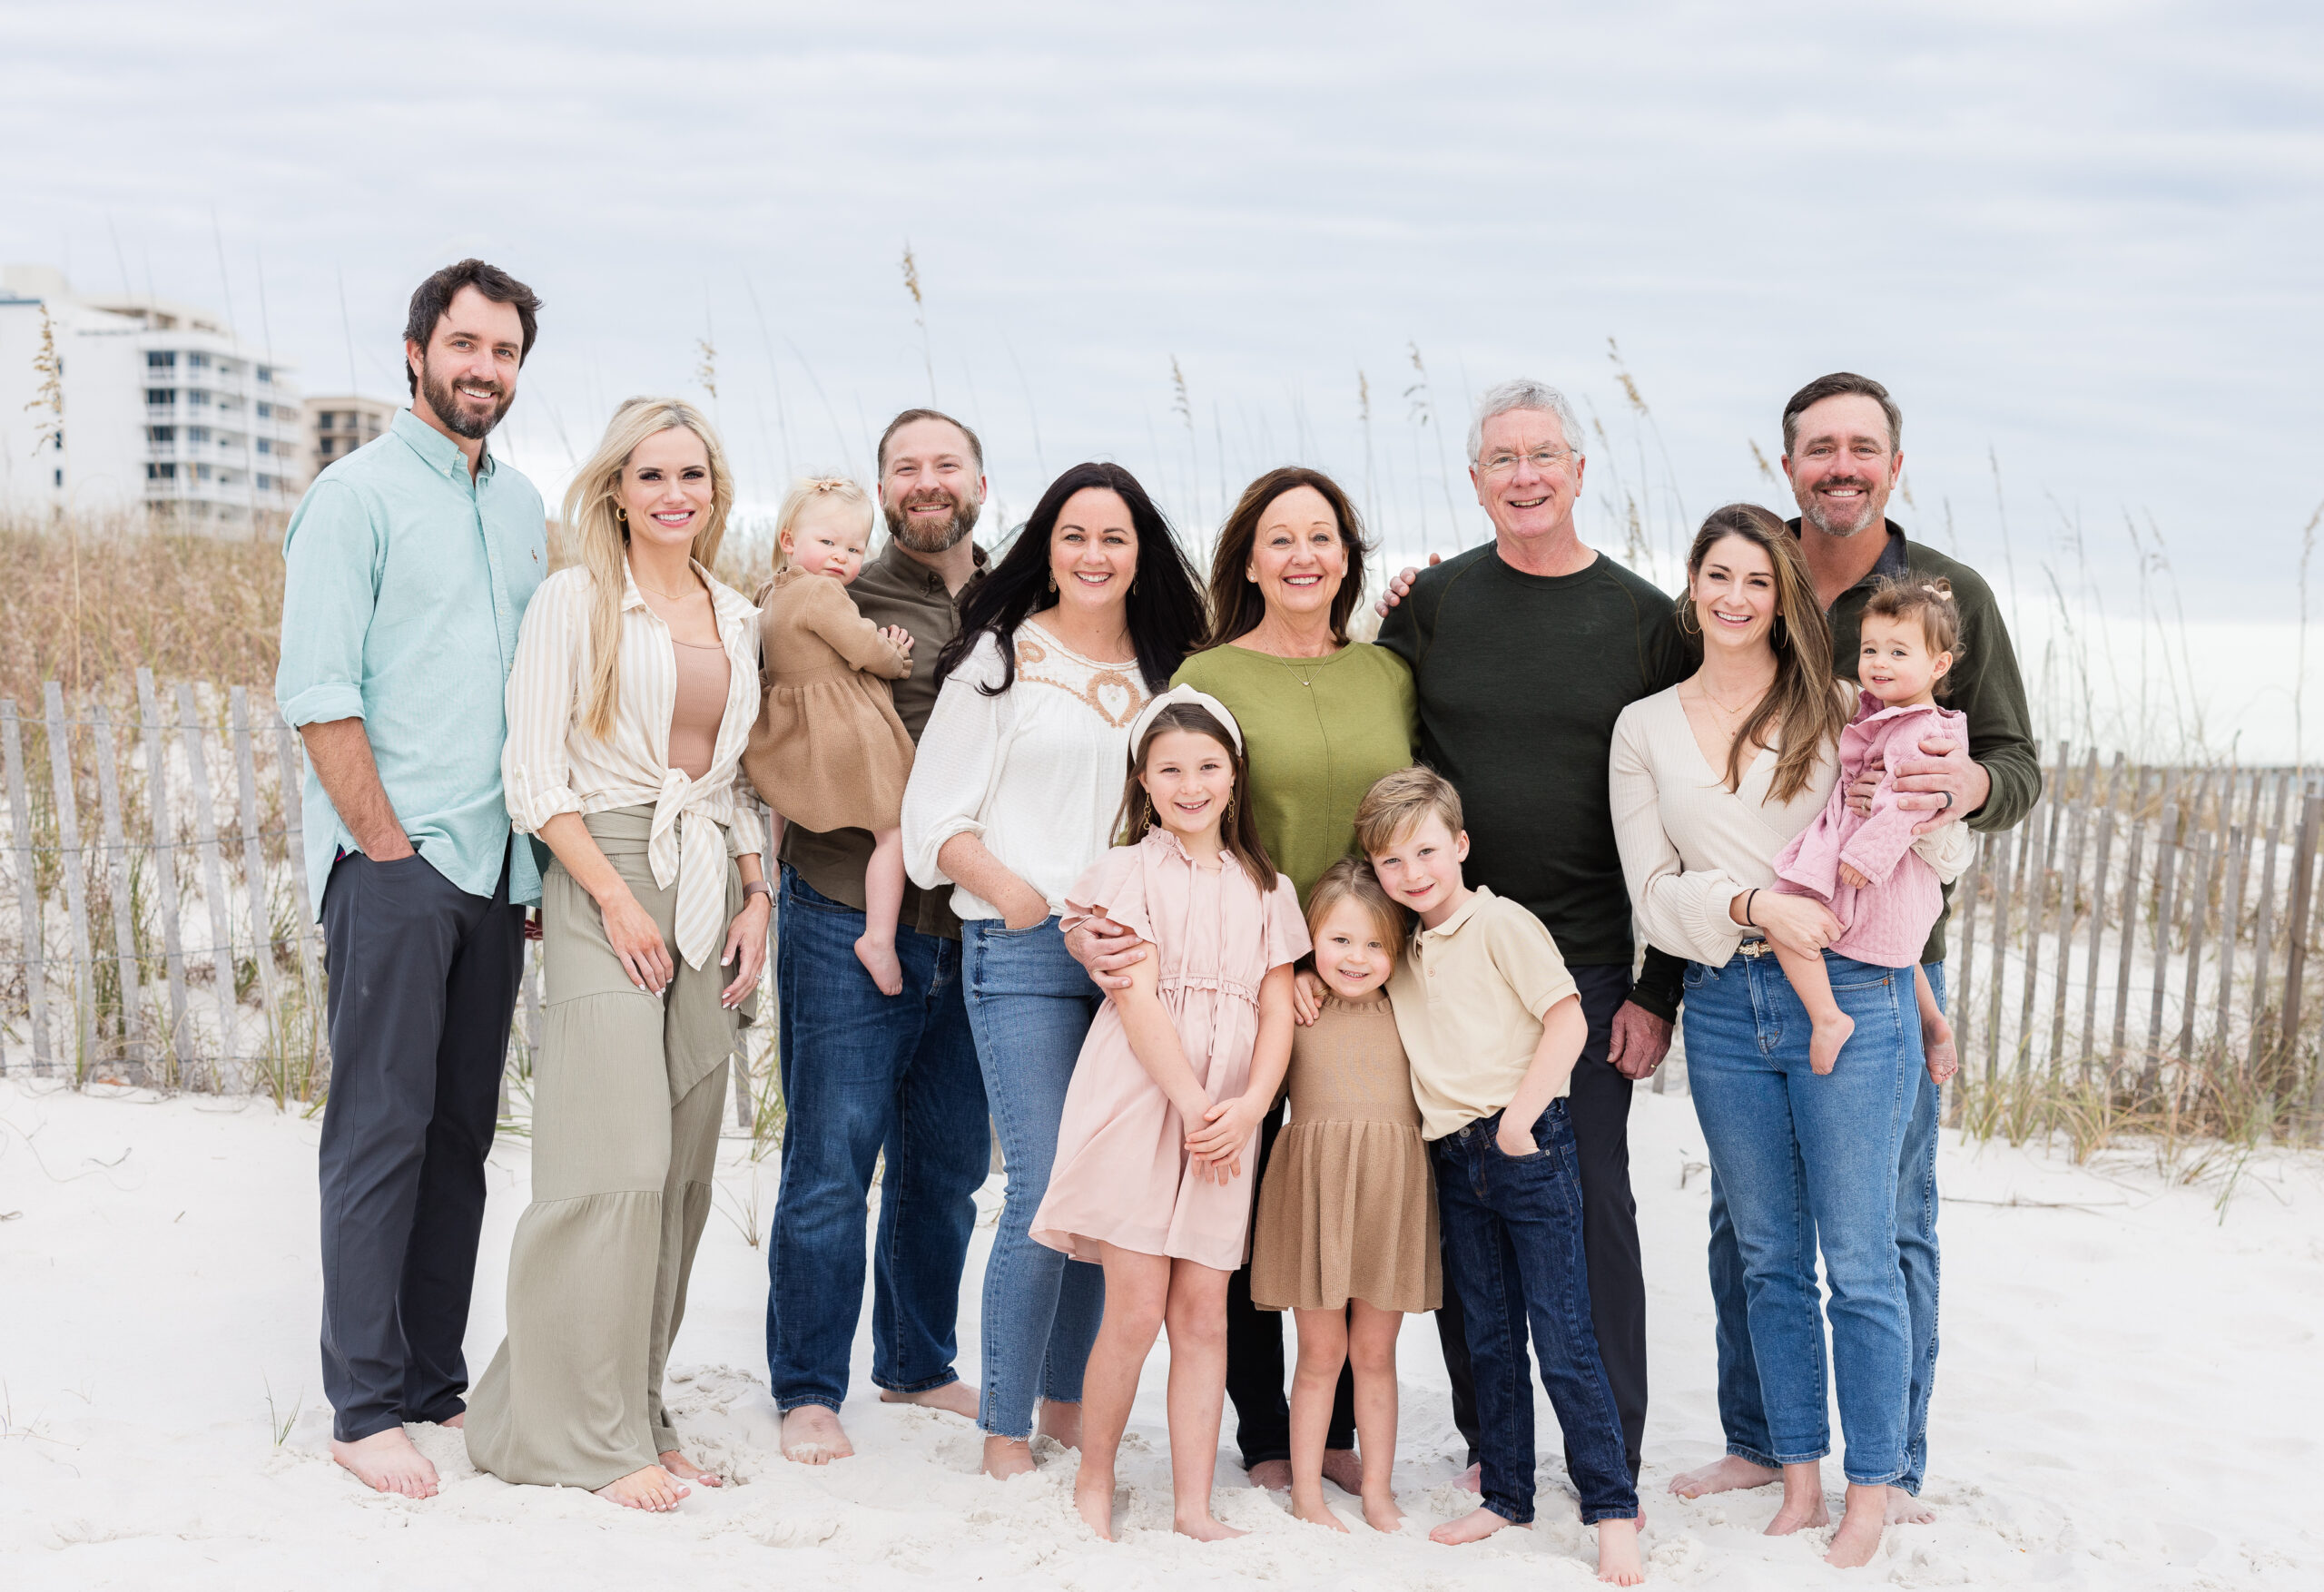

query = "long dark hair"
(936, 461), (1206, 696)
(1678, 504), (1846, 804)
(1111, 703), (1277, 884)
(1198, 466), (1370, 650)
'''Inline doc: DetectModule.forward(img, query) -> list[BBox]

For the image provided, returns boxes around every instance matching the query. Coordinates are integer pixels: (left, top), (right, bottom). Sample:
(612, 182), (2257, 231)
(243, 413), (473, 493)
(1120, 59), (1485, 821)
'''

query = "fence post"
(2277, 790), (2321, 1066)
(2049, 748), (2093, 1071)
(177, 683), (241, 1091)
(271, 719), (328, 1089)
(1953, 835), (1984, 1056)
(2214, 824), (2249, 1057)
(2176, 832), (2213, 1096)
(2143, 803), (2181, 1096)
(89, 702), (147, 1081)
(42, 683), (96, 1081)
(230, 691), (283, 1080)
(2082, 785), (2118, 1081)
(2112, 811), (2146, 1074)
(2, 702), (52, 1076)
(138, 671), (194, 1086)
(1984, 827), (2016, 1081)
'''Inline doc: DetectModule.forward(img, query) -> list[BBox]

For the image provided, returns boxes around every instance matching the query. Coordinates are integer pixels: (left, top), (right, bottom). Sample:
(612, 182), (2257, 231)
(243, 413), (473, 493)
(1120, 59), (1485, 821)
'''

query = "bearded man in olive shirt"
(765, 409), (990, 1465)
(1374, 378), (1691, 1488)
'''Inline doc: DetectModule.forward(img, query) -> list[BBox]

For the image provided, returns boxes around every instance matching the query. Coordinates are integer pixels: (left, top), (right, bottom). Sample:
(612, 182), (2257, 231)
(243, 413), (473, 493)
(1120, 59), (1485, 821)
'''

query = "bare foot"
(881, 1381), (980, 1420)
(1038, 1399), (1082, 1450)
(1246, 1459), (1293, 1490)
(659, 1449), (724, 1487)
(1597, 1517), (1644, 1585)
(1363, 1493), (1406, 1532)
(1075, 1463), (1116, 1541)
(1923, 1020), (1958, 1086)
(1431, 1505), (1518, 1546)
(1291, 1488), (1350, 1531)
(1887, 1486), (1935, 1525)
(855, 934), (903, 997)
(1669, 1455), (1778, 1499)
(1763, 1481), (1830, 1535)
(1807, 1010), (1855, 1075)
(1826, 1483), (1886, 1567)
(781, 1405), (855, 1465)
(331, 1428), (439, 1499)
(983, 1436), (1039, 1479)
(1176, 1509), (1248, 1541)
(1454, 1460), (1482, 1492)
(596, 1463), (689, 1511)
(1320, 1446), (1363, 1495)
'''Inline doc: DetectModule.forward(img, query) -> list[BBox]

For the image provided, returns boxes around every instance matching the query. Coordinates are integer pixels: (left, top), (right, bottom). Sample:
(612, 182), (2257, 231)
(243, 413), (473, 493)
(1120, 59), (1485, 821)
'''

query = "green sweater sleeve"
(1942, 563), (2042, 832)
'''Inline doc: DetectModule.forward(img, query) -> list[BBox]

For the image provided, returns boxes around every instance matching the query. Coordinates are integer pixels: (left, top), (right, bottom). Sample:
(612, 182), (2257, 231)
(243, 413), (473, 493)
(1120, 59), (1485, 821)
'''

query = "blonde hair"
(1354, 765), (1463, 857)
(774, 475), (874, 568)
(1306, 857), (1404, 958)
(561, 398), (736, 742)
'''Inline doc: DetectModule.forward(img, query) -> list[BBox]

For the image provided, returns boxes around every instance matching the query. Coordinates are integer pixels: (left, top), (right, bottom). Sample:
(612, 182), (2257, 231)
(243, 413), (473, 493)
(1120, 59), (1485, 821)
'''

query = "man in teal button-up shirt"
(275, 260), (546, 1500)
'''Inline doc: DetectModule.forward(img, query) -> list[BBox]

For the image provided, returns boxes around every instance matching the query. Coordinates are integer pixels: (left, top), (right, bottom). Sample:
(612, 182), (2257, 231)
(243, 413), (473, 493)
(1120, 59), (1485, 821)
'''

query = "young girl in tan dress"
(743, 477), (918, 994)
(1249, 858), (1437, 1534)
(1030, 686), (1309, 1544)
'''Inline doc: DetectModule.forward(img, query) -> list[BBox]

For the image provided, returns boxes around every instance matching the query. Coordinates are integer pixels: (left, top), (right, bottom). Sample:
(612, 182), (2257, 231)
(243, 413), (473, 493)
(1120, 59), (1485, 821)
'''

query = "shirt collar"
(1415, 884), (1494, 942)
(875, 534), (989, 595)
(620, 557), (749, 626)
(1784, 518), (1911, 600)
(390, 407), (496, 483)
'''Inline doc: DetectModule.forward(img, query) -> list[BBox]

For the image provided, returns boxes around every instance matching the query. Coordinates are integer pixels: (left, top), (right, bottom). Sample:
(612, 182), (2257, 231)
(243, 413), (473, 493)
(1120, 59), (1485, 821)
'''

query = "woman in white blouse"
(902, 461), (1206, 1479)
(465, 399), (769, 1513)
(1608, 504), (1970, 1569)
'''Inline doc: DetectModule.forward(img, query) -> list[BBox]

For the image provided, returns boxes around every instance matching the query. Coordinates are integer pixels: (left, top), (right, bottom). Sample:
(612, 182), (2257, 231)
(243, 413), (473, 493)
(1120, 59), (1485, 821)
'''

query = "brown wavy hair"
(1197, 467), (1370, 650)
(1862, 574), (1963, 699)
(1678, 504), (1846, 804)
(1111, 703), (1277, 884)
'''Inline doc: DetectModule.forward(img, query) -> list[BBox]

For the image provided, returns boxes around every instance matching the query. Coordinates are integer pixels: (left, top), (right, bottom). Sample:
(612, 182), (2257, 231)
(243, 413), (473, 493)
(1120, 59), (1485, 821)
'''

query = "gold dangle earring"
(1047, 570), (1057, 594)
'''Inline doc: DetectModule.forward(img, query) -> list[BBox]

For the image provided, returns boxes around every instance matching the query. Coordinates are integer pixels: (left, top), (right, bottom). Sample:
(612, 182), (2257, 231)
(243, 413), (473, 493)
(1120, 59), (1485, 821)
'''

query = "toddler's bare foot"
(1290, 1488), (1349, 1531)
(1320, 1446), (1363, 1495)
(1808, 1011), (1855, 1075)
(596, 1463), (689, 1511)
(1923, 1021), (1957, 1086)
(1669, 1455), (1777, 1499)
(1431, 1505), (1518, 1546)
(1037, 1399), (1082, 1450)
(1453, 1460), (1482, 1492)
(1362, 1493), (1406, 1531)
(1764, 1492), (1830, 1534)
(1826, 1484), (1886, 1567)
(881, 1381), (979, 1420)
(1597, 1517), (1644, 1585)
(1175, 1508), (1248, 1541)
(855, 934), (903, 997)
(331, 1428), (438, 1499)
(1246, 1459), (1293, 1490)
(659, 1449), (724, 1486)
(1887, 1486), (1935, 1525)
(781, 1405), (854, 1465)
(1075, 1466), (1116, 1540)
(983, 1436), (1039, 1479)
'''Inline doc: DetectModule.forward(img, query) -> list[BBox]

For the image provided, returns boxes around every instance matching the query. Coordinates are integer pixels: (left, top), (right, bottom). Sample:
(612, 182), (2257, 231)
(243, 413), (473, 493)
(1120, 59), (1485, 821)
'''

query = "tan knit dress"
(1249, 995), (1441, 1313)
(743, 565), (915, 832)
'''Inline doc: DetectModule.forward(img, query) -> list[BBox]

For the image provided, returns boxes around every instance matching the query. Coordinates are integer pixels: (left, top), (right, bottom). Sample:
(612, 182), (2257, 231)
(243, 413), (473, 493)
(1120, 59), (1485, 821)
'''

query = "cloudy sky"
(5, 2), (2319, 744)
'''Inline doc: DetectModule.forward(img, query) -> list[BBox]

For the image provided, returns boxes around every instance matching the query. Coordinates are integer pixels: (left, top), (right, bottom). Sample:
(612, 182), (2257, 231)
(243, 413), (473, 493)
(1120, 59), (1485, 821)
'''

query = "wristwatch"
(742, 880), (773, 904)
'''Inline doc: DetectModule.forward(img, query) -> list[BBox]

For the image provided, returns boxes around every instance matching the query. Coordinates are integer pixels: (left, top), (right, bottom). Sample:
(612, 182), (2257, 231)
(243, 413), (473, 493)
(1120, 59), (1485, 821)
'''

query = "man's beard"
(419, 359), (513, 441)
(1801, 477), (1882, 538)
(884, 487), (980, 553)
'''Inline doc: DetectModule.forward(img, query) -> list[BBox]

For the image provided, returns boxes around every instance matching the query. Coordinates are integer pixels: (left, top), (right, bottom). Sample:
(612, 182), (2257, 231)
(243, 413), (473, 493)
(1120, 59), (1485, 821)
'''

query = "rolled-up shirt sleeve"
(1609, 705), (1748, 968)
(499, 572), (586, 836)
(275, 480), (379, 729)
(725, 764), (767, 860)
(901, 634), (1011, 889)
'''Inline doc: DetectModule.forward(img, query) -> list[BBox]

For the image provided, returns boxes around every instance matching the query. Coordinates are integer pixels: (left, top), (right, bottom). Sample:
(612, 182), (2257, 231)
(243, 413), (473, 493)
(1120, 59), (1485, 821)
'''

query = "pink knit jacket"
(1771, 693), (1970, 969)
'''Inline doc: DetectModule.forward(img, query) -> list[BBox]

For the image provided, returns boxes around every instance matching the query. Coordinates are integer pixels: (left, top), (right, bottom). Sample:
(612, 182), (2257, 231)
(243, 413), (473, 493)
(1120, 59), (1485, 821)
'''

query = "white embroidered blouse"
(502, 561), (765, 969)
(901, 621), (1152, 922)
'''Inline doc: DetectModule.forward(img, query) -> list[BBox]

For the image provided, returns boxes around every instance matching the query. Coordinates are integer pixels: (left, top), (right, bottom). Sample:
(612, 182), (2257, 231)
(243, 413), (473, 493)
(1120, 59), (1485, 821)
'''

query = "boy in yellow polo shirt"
(1356, 766), (1643, 1586)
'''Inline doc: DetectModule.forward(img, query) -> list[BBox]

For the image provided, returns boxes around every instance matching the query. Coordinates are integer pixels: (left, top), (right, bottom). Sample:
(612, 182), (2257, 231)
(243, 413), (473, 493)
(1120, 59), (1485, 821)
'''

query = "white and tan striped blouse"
(503, 561), (765, 969)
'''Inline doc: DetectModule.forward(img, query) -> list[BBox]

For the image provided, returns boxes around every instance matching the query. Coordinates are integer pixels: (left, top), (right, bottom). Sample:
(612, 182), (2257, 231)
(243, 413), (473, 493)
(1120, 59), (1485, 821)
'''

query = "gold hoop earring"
(1677, 600), (1699, 637)
(1047, 571), (1057, 594)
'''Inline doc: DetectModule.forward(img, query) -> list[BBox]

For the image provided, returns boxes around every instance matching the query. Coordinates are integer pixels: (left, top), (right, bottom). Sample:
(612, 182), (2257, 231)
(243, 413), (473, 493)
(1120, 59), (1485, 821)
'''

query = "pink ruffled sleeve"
(1260, 872), (1313, 971)
(1060, 844), (1155, 944)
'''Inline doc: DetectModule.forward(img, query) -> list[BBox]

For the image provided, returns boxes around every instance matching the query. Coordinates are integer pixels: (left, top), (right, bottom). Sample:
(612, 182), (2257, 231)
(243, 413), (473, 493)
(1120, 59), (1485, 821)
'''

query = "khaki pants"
(466, 807), (753, 1488)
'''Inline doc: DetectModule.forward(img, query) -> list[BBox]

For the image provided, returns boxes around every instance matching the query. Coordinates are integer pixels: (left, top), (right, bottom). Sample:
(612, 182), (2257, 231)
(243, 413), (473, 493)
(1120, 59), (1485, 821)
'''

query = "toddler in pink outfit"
(1771, 576), (1968, 1077)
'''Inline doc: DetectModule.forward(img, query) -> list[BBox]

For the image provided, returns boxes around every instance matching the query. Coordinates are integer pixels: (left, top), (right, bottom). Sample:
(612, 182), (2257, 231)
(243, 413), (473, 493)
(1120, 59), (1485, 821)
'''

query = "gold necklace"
(635, 573), (703, 603)
(1697, 677), (1768, 717)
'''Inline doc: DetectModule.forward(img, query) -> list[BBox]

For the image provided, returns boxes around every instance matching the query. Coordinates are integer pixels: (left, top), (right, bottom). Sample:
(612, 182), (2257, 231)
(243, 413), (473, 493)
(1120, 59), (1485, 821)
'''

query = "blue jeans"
(765, 867), (990, 1412)
(960, 917), (1107, 1440)
(1687, 948), (1915, 1485)
(1706, 961), (1944, 1492)
(1432, 1102), (1639, 1527)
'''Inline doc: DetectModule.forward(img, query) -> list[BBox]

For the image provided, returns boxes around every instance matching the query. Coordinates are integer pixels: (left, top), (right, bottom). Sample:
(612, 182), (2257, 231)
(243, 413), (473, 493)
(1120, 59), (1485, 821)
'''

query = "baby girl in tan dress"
(1250, 857), (1438, 1534)
(742, 477), (917, 993)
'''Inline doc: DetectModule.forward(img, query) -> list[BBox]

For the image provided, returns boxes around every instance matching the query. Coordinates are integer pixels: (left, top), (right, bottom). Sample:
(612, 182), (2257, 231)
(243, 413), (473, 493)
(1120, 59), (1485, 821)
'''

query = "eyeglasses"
(1478, 447), (1578, 477)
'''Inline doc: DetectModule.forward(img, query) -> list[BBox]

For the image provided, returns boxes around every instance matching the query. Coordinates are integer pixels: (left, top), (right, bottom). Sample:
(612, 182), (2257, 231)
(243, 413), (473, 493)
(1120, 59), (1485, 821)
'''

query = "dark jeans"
(1433, 1101), (1640, 1526)
(317, 848), (524, 1442)
(1225, 1101), (1355, 1467)
(1708, 960), (1945, 1491)
(765, 866), (990, 1412)
(1435, 964), (1646, 1479)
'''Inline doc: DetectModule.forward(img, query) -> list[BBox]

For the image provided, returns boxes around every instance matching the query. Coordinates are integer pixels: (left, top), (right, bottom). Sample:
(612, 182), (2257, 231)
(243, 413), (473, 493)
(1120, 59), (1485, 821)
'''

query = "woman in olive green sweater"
(1168, 466), (1420, 1492)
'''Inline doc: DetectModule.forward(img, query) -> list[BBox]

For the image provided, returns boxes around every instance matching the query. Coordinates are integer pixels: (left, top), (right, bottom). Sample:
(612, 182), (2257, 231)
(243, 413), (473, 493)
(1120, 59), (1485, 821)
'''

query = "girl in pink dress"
(1031, 685), (1308, 1544)
(1771, 576), (1968, 1077)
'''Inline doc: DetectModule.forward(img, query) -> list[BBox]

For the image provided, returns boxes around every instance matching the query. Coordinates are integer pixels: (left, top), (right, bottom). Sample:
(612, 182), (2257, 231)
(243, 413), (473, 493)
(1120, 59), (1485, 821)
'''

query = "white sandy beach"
(3, 1076), (2319, 1591)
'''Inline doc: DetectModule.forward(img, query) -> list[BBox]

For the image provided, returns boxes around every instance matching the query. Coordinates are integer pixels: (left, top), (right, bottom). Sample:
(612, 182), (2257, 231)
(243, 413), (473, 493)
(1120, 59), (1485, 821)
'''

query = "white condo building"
(0, 263), (304, 528)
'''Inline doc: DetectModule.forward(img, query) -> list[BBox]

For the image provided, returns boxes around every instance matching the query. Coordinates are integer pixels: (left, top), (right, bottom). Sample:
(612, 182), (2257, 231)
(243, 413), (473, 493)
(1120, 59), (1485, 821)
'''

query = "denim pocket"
(1684, 961), (1709, 990)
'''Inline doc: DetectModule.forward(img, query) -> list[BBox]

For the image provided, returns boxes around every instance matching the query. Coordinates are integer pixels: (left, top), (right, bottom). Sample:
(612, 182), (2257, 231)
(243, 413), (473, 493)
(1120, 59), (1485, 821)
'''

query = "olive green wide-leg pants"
(467, 807), (752, 1489)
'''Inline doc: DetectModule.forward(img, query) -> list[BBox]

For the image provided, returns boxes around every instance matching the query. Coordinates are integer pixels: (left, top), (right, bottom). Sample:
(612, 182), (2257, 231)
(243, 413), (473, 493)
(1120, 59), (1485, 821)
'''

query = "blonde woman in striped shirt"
(465, 398), (769, 1512)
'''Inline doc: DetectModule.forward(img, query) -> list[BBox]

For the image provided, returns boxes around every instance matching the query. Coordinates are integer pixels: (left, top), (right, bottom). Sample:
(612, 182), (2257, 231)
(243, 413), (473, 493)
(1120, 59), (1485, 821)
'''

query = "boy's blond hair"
(1354, 765), (1463, 857)
(1306, 856), (1404, 956)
